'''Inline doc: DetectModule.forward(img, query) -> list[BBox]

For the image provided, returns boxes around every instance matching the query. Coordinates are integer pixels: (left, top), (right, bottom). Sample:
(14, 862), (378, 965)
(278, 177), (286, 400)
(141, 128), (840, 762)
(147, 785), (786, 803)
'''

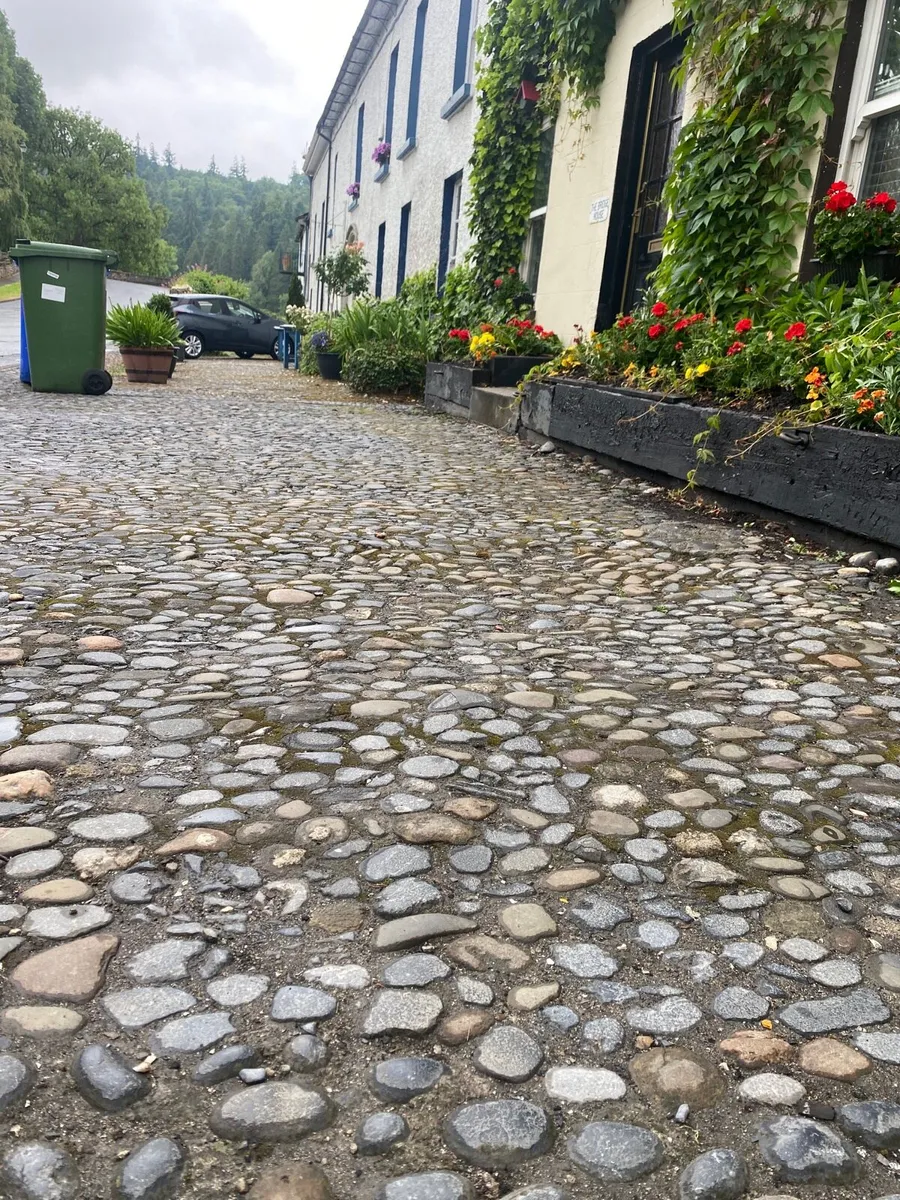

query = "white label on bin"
(41, 283), (66, 303)
(46, 270), (60, 279)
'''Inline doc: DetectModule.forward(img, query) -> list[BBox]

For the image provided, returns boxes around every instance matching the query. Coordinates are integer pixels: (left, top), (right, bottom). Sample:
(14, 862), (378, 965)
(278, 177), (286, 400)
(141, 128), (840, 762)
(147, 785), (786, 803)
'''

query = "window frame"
(839, 0), (900, 191)
(399, 0), (428, 158)
(354, 103), (365, 192)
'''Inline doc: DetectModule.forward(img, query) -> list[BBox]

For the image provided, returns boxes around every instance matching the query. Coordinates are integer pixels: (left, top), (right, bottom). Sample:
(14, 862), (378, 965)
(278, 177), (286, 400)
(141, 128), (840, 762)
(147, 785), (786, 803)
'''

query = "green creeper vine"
(655, 0), (843, 315)
(467, 0), (618, 294)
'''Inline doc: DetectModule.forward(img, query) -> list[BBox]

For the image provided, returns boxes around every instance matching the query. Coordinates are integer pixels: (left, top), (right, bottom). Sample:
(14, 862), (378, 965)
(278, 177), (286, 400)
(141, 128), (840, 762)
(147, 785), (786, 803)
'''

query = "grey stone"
(737, 1073), (805, 1108)
(150, 1012), (235, 1055)
(103, 987), (196, 1029)
(374, 1172), (471, 1200)
(499, 1190), (570, 1200)
(550, 941), (618, 978)
(209, 1081), (334, 1142)
(363, 845), (431, 882)
(71, 1044), (151, 1111)
(567, 1120), (665, 1181)
(206, 974), (268, 1006)
(449, 845), (493, 873)
(374, 878), (442, 917)
(570, 892), (629, 931)
(582, 1018), (624, 1053)
(712, 987), (770, 1020)
(544, 1067), (626, 1102)
(127, 939), (206, 983)
(837, 1100), (900, 1149)
(285, 1033), (330, 1073)
(1, 1143), (80, 1200)
(28, 723), (127, 746)
(779, 987), (889, 1034)
(355, 1111), (410, 1155)
(626, 996), (702, 1034)
(370, 1057), (446, 1102)
(192, 1044), (261, 1085)
(444, 1099), (553, 1168)
(756, 1115), (858, 1183)
(69, 812), (151, 841)
(112, 1138), (184, 1200)
(381, 954), (450, 987)
(678, 1149), (748, 1200)
(270, 986), (337, 1022)
(109, 872), (166, 903)
(373, 913), (477, 951)
(361, 989), (443, 1037)
(22, 904), (112, 940)
(854, 1032), (900, 1063)
(473, 1024), (543, 1081)
(0, 1053), (34, 1113)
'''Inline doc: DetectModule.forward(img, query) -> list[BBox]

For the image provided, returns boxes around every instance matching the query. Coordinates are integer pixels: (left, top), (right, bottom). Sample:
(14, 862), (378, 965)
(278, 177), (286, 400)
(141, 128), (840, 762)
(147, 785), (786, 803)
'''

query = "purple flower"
(346, 181), (360, 199)
(311, 330), (331, 350)
(372, 141), (391, 164)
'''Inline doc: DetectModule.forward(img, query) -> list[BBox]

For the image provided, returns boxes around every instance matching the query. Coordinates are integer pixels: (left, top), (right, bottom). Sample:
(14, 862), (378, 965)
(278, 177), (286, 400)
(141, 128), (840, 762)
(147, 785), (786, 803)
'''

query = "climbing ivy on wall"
(654, 0), (843, 314)
(467, 0), (618, 294)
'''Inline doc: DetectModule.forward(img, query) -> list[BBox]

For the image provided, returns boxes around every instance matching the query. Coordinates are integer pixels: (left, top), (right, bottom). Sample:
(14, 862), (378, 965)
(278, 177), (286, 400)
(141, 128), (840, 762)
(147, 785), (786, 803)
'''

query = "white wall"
(307, 0), (483, 305)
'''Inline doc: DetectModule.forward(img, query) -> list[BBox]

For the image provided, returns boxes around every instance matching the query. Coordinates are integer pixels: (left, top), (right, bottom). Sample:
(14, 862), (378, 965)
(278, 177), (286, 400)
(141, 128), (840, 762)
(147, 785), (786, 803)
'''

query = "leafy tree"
(207, 155), (219, 175)
(163, 143), (176, 170)
(0, 94), (25, 247)
(249, 248), (288, 313)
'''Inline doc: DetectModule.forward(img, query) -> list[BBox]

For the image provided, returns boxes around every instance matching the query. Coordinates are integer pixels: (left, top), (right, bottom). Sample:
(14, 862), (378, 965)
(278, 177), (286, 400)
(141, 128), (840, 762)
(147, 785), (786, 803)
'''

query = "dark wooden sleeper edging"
(520, 378), (900, 549)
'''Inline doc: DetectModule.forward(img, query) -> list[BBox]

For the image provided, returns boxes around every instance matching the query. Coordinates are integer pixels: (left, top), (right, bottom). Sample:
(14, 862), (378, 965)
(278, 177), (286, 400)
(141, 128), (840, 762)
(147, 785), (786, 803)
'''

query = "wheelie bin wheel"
(82, 368), (113, 396)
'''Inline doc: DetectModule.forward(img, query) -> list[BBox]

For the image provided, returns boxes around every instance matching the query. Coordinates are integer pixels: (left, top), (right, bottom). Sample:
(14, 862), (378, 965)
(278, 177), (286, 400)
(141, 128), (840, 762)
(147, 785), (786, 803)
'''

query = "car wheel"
(182, 332), (204, 359)
(236, 350), (254, 359)
(270, 337), (281, 359)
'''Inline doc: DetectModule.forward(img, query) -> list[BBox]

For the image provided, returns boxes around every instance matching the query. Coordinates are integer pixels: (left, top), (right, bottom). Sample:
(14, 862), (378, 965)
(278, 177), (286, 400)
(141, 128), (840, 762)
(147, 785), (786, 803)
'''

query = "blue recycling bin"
(20, 301), (30, 384)
(277, 324), (300, 370)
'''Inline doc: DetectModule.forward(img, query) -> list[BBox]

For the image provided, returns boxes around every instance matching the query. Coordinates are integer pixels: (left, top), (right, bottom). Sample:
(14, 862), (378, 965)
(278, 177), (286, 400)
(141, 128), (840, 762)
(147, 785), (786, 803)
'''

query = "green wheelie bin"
(10, 239), (116, 395)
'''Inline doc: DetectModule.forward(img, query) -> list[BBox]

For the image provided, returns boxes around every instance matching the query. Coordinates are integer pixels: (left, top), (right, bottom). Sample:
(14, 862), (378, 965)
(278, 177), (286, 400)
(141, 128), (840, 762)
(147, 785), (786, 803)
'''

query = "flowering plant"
(310, 329), (332, 351)
(491, 317), (562, 356)
(372, 141), (391, 165)
(469, 330), (497, 360)
(346, 181), (360, 199)
(814, 181), (900, 263)
(490, 266), (532, 314)
(285, 304), (312, 333)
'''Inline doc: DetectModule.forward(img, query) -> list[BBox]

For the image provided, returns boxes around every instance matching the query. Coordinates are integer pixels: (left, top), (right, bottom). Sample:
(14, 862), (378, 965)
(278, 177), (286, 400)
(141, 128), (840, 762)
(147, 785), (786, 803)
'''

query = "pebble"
(444, 1099), (553, 1167)
(567, 1120), (664, 1181)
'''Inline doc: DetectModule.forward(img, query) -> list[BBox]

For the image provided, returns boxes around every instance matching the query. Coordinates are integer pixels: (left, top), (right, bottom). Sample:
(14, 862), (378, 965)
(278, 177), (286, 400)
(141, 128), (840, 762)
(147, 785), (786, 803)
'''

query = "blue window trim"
(438, 171), (462, 290)
(440, 82), (472, 121)
(385, 44), (399, 146)
(375, 162), (390, 183)
(397, 202), (411, 292)
(348, 197), (359, 212)
(375, 222), (386, 298)
(354, 104), (365, 192)
(405, 0), (428, 144)
(452, 0), (473, 93)
(396, 137), (417, 160)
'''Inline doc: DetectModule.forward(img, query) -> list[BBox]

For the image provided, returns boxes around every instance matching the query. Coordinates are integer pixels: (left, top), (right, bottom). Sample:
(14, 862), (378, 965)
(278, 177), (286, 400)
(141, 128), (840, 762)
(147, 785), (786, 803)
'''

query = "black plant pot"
(317, 351), (342, 380)
(490, 355), (551, 388)
(816, 253), (900, 284)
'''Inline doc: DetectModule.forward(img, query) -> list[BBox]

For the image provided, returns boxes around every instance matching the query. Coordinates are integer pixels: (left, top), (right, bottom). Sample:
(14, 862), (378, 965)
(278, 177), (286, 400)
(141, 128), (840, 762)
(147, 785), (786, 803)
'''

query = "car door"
(223, 300), (261, 351)
(176, 298), (229, 349)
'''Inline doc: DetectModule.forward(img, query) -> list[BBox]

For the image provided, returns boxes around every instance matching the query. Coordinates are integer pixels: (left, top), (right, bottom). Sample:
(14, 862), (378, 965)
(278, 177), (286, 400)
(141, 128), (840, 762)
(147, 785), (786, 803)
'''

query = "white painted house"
(303, 0), (484, 306)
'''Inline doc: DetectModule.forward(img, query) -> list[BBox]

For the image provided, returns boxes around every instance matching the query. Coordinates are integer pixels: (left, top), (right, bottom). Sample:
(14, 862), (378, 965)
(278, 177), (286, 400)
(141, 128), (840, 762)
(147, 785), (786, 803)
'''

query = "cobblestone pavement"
(2, 362), (900, 1200)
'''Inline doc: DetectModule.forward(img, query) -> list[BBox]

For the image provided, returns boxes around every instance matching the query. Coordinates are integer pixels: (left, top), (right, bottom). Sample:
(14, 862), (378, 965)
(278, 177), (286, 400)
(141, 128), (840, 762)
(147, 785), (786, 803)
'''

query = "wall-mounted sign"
(590, 196), (610, 224)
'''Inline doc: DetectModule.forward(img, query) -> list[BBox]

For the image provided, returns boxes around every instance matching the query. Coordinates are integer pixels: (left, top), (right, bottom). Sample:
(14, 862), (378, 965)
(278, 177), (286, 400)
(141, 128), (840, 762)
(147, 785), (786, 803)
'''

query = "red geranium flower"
(828, 180), (848, 194)
(674, 340), (684, 350)
(726, 341), (745, 356)
(867, 191), (898, 213)
(784, 322), (807, 341)
(734, 318), (753, 334)
(494, 277), (503, 288)
(508, 266), (517, 274)
(647, 323), (666, 339)
(459, 329), (470, 339)
(617, 316), (634, 329)
(825, 189), (856, 212)
(651, 301), (669, 317)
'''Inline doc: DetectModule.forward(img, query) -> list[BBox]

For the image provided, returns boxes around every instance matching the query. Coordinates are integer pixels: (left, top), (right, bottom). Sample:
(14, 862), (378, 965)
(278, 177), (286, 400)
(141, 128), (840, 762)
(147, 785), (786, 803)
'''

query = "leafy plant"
(310, 329), (333, 351)
(299, 313), (334, 373)
(343, 344), (425, 393)
(814, 183), (900, 263)
(174, 267), (250, 300)
(313, 245), (370, 308)
(147, 292), (174, 318)
(106, 302), (179, 348)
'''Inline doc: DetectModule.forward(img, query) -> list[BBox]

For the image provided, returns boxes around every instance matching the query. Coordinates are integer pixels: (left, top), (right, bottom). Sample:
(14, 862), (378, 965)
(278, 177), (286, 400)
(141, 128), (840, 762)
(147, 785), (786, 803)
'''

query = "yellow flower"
(695, 362), (711, 376)
(806, 387), (820, 400)
(684, 366), (695, 381)
(469, 331), (496, 360)
(624, 361), (638, 376)
(649, 366), (659, 377)
(809, 399), (823, 411)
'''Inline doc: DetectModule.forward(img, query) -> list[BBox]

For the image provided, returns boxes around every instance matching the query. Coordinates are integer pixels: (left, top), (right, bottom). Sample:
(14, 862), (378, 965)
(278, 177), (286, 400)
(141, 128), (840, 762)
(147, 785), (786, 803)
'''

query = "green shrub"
(147, 292), (174, 318)
(300, 313), (335, 374)
(174, 268), (250, 300)
(343, 344), (426, 394)
(106, 303), (180, 348)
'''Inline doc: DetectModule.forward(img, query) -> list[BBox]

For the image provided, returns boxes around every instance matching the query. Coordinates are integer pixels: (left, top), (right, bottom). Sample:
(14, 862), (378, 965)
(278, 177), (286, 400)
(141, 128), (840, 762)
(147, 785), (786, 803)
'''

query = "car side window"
(185, 299), (225, 314)
(228, 301), (258, 319)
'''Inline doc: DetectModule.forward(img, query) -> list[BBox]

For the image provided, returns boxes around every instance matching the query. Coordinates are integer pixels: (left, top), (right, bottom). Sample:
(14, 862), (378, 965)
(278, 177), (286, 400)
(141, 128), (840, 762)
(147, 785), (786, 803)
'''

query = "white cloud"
(4, 0), (368, 180)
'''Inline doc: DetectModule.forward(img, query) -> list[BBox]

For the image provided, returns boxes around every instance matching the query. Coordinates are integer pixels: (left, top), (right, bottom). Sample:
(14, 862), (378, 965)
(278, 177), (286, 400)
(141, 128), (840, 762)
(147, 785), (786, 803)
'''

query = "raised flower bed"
(520, 378), (900, 547)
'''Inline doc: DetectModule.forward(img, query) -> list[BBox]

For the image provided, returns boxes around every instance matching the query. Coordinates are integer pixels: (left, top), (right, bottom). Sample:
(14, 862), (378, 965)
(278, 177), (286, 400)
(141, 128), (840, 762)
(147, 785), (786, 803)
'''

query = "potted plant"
(313, 244), (370, 310)
(813, 182), (900, 282)
(372, 141), (391, 167)
(311, 328), (342, 379)
(106, 303), (180, 384)
(466, 317), (563, 386)
(346, 181), (360, 201)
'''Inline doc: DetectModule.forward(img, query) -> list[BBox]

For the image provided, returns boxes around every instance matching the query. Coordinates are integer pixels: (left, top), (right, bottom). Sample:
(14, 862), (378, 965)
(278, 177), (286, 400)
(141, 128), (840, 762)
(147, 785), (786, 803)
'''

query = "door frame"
(595, 24), (686, 331)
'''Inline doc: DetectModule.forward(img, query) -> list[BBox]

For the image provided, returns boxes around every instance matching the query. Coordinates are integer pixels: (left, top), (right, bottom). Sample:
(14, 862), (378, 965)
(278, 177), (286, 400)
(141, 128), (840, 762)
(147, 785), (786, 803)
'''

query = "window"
(401, 1), (428, 154)
(521, 126), (553, 292)
(841, 0), (900, 194)
(354, 103), (365, 188)
(397, 202), (411, 292)
(438, 172), (463, 288)
(375, 222), (386, 298)
(228, 301), (259, 319)
(385, 45), (399, 146)
(442, 0), (474, 118)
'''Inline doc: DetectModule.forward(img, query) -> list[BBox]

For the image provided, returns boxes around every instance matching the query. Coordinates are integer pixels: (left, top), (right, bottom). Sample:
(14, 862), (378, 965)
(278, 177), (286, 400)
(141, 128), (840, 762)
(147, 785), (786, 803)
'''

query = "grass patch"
(0, 281), (20, 302)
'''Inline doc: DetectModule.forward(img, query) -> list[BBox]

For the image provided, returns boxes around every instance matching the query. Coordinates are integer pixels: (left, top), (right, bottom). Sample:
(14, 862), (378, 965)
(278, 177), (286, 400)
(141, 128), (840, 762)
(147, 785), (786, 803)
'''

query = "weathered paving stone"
(629, 1048), (724, 1112)
(626, 996), (703, 1034)
(737, 1072), (806, 1108)
(192, 1044), (261, 1085)
(678, 1149), (749, 1200)
(778, 987), (889, 1034)
(361, 990), (443, 1038)
(374, 1172), (472, 1200)
(103, 987), (196, 1030)
(270, 986), (337, 1022)
(355, 1111), (410, 1155)
(209, 1081), (334, 1141)
(797, 1038), (870, 1079)
(0, 1053), (34, 1112)
(370, 1057), (446, 1102)
(1, 1006), (84, 1037)
(21, 904), (112, 940)
(112, 1138), (185, 1200)
(381, 954), (450, 987)
(150, 1012), (236, 1055)
(443, 1099), (553, 1167)
(473, 1024), (543, 1081)
(543, 1067), (626, 1103)
(756, 1114), (859, 1183)
(373, 913), (477, 951)
(1, 1143), (80, 1199)
(127, 939), (206, 983)
(837, 1101), (900, 1149)
(10, 933), (119, 1002)
(713, 987), (770, 1020)
(567, 1121), (665, 1181)
(71, 1044), (152, 1112)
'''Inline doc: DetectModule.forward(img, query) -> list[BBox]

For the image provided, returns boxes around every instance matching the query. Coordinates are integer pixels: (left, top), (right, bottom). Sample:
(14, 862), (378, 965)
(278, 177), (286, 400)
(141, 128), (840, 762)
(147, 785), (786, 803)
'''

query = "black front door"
(596, 31), (685, 328)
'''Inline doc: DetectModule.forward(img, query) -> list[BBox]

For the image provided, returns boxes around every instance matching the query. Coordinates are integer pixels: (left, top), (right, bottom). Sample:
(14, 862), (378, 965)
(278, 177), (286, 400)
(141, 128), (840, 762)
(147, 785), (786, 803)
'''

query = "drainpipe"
(317, 127), (334, 311)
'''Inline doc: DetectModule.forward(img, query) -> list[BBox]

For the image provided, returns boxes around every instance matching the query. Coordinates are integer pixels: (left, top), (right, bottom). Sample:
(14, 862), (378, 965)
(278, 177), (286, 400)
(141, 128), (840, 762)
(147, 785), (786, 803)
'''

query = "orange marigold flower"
(875, 411), (886, 422)
(872, 389), (887, 399)
(804, 366), (826, 385)
(853, 388), (869, 399)
(857, 398), (875, 412)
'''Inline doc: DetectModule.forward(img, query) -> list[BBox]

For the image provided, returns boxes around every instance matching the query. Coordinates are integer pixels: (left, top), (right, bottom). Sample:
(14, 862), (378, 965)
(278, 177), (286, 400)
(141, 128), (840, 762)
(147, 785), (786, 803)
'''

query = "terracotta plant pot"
(121, 347), (174, 384)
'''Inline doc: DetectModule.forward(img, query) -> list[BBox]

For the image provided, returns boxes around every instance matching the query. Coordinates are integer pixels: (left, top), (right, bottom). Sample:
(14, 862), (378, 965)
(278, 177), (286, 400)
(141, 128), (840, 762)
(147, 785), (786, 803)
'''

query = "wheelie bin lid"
(8, 239), (117, 265)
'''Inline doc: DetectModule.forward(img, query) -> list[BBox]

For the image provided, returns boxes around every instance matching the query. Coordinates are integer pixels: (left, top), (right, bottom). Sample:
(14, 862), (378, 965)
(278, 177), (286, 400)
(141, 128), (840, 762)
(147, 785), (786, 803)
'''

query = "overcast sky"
(3, 0), (369, 181)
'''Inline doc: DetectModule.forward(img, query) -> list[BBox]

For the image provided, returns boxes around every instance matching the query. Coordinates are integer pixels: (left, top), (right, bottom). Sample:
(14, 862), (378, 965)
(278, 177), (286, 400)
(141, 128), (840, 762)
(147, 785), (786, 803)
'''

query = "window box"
(397, 138), (417, 161)
(441, 83), (472, 120)
(518, 378), (900, 549)
(375, 163), (390, 183)
(348, 197), (359, 212)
